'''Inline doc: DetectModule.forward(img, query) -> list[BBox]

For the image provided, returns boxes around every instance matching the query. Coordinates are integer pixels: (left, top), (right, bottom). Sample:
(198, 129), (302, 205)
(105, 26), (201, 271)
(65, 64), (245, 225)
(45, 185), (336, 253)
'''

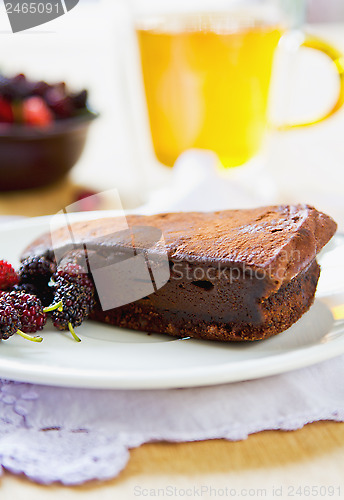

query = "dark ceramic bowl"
(0, 111), (98, 191)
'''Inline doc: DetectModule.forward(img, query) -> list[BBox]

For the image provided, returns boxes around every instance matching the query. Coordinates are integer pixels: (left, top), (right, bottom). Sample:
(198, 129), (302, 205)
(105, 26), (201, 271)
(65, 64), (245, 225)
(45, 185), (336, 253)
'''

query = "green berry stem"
(68, 322), (81, 342)
(43, 301), (63, 313)
(16, 330), (43, 343)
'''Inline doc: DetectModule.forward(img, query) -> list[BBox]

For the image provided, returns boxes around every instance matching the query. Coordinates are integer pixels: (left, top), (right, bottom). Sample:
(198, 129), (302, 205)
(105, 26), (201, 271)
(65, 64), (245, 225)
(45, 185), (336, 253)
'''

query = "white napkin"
(1, 356), (344, 485)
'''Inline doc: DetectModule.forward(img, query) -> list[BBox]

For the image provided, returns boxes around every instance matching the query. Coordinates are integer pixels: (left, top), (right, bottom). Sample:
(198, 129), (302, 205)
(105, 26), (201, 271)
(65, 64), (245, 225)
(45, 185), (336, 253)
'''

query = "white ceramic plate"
(0, 213), (343, 389)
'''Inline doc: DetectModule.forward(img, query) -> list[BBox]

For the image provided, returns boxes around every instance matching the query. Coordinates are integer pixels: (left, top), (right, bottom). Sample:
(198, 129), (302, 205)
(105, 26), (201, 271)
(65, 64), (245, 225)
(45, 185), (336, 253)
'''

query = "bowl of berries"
(0, 73), (98, 191)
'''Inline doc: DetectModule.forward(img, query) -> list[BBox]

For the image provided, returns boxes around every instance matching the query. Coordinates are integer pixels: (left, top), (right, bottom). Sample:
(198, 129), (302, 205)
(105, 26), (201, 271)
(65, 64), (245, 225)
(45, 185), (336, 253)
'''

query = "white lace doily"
(1, 353), (344, 484)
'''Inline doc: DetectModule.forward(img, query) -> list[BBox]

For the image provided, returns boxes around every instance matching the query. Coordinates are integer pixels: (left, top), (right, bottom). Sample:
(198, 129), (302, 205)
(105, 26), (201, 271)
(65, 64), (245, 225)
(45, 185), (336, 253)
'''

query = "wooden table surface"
(1, 181), (344, 499)
(1, 422), (344, 499)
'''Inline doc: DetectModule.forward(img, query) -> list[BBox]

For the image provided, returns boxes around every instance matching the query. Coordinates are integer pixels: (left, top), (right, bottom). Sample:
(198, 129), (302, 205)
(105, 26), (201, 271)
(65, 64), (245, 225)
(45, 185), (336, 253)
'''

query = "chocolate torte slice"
(21, 204), (337, 341)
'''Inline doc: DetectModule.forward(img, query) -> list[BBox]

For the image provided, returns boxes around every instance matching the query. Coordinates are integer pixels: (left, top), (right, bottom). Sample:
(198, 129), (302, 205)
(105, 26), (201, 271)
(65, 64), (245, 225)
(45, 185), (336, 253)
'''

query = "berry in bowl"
(0, 73), (98, 191)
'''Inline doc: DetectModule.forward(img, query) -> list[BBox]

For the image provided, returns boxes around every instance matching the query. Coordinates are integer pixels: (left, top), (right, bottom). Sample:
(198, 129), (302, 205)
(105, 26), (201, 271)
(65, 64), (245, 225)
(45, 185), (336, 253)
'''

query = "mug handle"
(277, 33), (344, 130)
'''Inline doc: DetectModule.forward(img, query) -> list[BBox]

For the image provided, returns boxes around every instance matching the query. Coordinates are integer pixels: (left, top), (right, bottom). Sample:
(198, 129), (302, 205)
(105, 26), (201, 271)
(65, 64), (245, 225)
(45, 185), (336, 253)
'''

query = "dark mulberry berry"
(19, 255), (56, 282)
(71, 89), (87, 109)
(0, 293), (42, 342)
(50, 264), (95, 341)
(7, 292), (47, 333)
(18, 256), (56, 306)
(0, 300), (20, 340)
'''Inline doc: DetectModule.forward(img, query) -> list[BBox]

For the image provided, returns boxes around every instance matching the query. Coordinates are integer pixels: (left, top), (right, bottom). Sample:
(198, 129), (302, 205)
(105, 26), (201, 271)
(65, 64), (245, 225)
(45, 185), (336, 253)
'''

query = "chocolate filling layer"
(90, 259), (320, 341)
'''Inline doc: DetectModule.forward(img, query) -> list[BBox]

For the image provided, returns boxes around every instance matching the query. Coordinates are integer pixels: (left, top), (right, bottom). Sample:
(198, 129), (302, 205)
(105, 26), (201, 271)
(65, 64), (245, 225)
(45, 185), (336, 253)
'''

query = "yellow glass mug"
(134, 1), (344, 169)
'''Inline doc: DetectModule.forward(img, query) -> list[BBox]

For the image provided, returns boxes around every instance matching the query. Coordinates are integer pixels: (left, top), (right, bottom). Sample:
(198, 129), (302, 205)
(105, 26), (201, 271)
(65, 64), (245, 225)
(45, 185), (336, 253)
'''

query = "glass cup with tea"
(133, 0), (344, 171)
